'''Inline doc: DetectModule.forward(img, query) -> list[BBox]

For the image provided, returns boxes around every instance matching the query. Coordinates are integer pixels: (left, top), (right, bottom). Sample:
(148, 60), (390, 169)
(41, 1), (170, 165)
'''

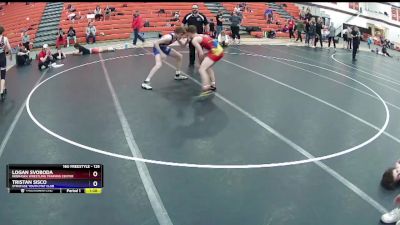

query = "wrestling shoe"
(174, 74), (188, 80)
(141, 81), (153, 90)
(194, 90), (214, 101)
(382, 207), (400, 223)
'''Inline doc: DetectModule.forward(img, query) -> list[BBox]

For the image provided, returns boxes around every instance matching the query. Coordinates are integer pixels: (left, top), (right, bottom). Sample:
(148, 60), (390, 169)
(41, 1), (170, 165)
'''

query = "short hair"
(74, 43), (81, 48)
(0, 26), (4, 35)
(174, 26), (186, 34)
(381, 167), (397, 190)
(186, 25), (197, 34)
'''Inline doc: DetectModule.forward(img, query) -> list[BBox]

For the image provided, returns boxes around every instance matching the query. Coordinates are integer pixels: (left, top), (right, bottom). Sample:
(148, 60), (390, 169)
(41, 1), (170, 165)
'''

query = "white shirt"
(218, 34), (230, 43)
(0, 35), (11, 54)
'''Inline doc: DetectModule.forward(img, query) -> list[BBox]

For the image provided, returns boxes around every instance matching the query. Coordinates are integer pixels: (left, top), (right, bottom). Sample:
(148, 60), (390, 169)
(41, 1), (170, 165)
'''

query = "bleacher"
(277, 2), (301, 20)
(222, 2), (297, 39)
(58, 2), (216, 45)
(0, 2), (46, 48)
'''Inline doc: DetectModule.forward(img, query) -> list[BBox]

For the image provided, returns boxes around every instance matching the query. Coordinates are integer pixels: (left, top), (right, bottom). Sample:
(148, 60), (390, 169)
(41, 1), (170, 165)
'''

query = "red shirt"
(132, 15), (144, 30)
(288, 20), (295, 29)
(38, 50), (47, 61)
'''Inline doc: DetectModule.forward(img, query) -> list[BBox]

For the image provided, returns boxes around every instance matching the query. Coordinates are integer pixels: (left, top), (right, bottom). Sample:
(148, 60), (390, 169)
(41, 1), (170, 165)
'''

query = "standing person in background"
(304, 19), (310, 45)
(288, 18), (295, 41)
(299, 6), (306, 20)
(367, 36), (373, 49)
(314, 17), (323, 48)
(327, 22), (336, 49)
(21, 30), (30, 50)
(351, 26), (360, 61)
(209, 19), (215, 38)
(294, 19), (304, 42)
(305, 7), (312, 21)
(307, 18), (316, 47)
(229, 11), (242, 45)
(342, 27), (347, 49)
(182, 4), (209, 67)
(132, 10), (145, 46)
(0, 25), (12, 102)
(346, 26), (352, 50)
(216, 10), (224, 38)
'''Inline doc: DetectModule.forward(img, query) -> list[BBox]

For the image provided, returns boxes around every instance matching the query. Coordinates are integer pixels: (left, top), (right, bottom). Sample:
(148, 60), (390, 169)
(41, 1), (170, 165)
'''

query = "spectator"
(304, 19), (310, 45)
(67, 12), (79, 23)
(382, 45), (392, 57)
(314, 17), (323, 48)
(264, 8), (273, 24)
(307, 18), (316, 47)
(209, 18), (215, 38)
(67, 4), (76, 12)
(144, 20), (150, 27)
(16, 44), (32, 66)
(351, 26), (360, 61)
(299, 7), (306, 20)
(38, 44), (58, 70)
(327, 22), (336, 49)
(21, 30), (30, 50)
(182, 4), (209, 67)
(294, 19), (304, 42)
(367, 36), (373, 49)
(216, 10), (224, 38)
(230, 11), (242, 45)
(131, 10), (145, 46)
(234, 5), (240, 14)
(342, 27), (347, 49)
(281, 24), (289, 32)
(346, 26), (353, 50)
(217, 30), (230, 47)
(55, 28), (67, 59)
(66, 26), (76, 47)
(305, 7), (312, 21)
(94, 5), (103, 21)
(86, 22), (96, 44)
(288, 18), (295, 40)
(55, 28), (65, 49)
(104, 5), (112, 20)
(156, 8), (166, 16)
(170, 11), (180, 22)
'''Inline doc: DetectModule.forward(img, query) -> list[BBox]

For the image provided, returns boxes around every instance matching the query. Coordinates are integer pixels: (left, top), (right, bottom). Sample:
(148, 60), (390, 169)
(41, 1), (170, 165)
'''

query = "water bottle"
(125, 43), (128, 49)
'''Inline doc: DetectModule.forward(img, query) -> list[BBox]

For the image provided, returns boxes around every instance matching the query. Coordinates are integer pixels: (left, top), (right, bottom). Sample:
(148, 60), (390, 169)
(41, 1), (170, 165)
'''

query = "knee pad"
(1, 69), (5, 80)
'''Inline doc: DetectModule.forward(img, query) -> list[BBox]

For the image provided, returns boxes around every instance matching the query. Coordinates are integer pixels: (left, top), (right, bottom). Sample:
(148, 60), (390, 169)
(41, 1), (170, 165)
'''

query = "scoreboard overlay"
(7, 164), (103, 194)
